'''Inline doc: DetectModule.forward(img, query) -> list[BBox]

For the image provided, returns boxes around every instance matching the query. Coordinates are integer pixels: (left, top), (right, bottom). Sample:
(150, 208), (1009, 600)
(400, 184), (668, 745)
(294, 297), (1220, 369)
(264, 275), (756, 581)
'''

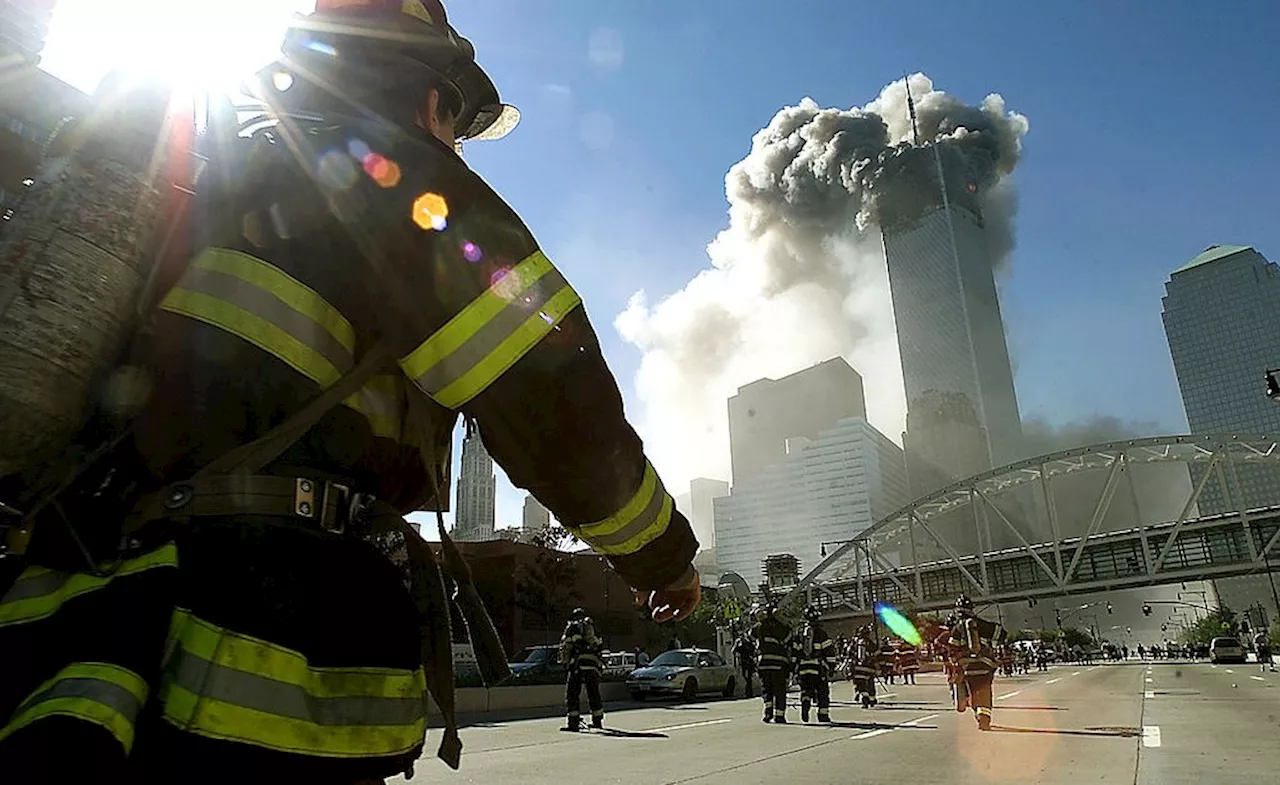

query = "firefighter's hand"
(635, 566), (701, 623)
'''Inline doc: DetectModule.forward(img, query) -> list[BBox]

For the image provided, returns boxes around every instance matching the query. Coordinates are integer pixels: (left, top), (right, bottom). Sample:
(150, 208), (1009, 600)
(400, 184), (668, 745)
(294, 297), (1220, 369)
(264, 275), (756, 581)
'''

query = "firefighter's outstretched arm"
(380, 141), (700, 616)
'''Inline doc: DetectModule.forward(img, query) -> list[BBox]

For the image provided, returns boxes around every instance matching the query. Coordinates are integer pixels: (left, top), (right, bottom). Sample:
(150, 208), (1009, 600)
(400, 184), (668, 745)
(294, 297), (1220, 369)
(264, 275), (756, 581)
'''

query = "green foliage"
(1059, 627), (1093, 649)
(513, 543), (580, 643)
(1179, 605), (1238, 646)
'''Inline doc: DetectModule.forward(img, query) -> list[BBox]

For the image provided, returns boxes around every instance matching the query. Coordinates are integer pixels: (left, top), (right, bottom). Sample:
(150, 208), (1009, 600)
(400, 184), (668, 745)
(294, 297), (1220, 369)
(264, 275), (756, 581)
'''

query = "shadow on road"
(989, 725), (1140, 738)
(560, 726), (669, 739)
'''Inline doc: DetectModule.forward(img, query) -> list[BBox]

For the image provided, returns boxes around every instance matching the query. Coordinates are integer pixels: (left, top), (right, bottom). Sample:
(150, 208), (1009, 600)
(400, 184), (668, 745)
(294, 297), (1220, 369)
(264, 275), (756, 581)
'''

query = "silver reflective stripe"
(584, 485), (670, 550)
(17, 677), (143, 723)
(167, 644), (426, 727)
(177, 265), (354, 376)
(408, 267), (573, 396)
(2, 571), (70, 603)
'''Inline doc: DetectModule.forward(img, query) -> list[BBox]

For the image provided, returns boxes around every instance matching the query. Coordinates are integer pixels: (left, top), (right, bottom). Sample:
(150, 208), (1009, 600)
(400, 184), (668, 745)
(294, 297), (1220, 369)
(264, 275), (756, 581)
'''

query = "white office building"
(714, 416), (909, 589)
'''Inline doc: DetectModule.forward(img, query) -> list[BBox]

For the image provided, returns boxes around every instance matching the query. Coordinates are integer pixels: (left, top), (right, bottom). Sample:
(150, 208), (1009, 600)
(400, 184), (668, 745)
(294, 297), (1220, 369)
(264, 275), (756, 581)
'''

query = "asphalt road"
(408, 662), (1280, 784)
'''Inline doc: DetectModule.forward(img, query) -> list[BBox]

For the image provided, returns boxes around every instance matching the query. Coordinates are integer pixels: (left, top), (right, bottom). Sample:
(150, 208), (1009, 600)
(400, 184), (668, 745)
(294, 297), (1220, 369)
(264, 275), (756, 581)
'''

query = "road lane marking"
(1211, 664), (1218, 669)
(645, 719), (733, 733)
(1251, 676), (1266, 682)
(1225, 669), (1235, 673)
(996, 690), (1021, 701)
(1145, 678), (1154, 683)
(1046, 678), (1061, 684)
(1072, 671), (1081, 676)
(849, 714), (936, 740)
(1142, 726), (1162, 748)
(901, 714), (938, 726)
(1144, 691), (1154, 698)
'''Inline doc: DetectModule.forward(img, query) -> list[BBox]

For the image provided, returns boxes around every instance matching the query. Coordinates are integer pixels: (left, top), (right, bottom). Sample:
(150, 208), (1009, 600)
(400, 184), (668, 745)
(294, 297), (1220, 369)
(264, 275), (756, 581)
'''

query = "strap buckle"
(295, 478), (375, 535)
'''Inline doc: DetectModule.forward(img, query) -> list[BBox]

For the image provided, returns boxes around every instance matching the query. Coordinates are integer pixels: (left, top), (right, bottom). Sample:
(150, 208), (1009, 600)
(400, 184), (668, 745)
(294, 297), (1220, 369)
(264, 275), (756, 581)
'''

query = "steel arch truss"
(783, 434), (1280, 616)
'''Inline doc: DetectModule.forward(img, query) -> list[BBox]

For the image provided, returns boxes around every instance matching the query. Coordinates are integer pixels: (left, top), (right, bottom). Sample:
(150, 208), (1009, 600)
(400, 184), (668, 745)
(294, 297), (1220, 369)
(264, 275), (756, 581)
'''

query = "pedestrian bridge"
(782, 434), (1280, 616)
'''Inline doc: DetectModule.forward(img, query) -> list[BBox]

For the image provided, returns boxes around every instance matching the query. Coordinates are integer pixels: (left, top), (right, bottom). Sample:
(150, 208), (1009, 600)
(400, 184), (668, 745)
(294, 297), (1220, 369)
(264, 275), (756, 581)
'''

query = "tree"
(1179, 605), (1237, 646)
(1059, 627), (1093, 650)
(513, 538), (580, 642)
(529, 524), (579, 552)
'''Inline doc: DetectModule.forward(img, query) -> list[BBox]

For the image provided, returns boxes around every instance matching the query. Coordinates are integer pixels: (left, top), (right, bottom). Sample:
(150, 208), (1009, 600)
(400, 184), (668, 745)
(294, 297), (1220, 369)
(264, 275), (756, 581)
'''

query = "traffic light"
(1142, 603), (1152, 616)
(1106, 602), (1113, 615)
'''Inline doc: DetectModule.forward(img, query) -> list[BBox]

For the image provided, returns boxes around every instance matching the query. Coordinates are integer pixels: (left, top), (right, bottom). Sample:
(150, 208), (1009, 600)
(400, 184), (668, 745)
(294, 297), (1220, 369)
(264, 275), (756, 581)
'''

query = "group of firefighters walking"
(729, 595), (1006, 730)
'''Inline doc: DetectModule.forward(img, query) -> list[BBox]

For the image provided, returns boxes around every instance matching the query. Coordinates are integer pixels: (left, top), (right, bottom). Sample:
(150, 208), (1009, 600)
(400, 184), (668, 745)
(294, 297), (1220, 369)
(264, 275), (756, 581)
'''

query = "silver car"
(626, 648), (737, 700)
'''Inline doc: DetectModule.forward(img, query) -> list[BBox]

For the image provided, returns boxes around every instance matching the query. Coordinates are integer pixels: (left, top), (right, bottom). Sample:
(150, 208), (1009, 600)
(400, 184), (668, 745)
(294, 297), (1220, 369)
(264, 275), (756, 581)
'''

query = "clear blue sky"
(43, 1), (1280, 529)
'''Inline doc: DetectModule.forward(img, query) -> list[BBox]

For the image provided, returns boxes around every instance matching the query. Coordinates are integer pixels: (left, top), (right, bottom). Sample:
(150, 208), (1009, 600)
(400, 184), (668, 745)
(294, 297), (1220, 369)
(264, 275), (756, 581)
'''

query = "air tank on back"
(0, 74), (181, 476)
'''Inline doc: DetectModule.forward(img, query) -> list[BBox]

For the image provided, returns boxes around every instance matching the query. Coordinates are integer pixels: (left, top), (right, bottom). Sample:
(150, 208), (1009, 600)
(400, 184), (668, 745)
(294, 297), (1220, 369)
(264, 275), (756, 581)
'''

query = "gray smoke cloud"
(1021, 415), (1165, 456)
(616, 74), (1029, 488)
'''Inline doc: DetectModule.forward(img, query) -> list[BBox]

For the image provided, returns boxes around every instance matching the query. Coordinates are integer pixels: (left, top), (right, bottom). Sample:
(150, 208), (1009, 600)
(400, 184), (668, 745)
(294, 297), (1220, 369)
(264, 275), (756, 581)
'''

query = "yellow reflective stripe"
(399, 250), (583, 409)
(161, 250), (404, 443)
(162, 609), (427, 758)
(400, 251), (555, 380)
(0, 543), (179, 627)
(564, 461), (674, 556)
(0, 662), (148, 752)
(431, 284), (581, 409)
(343, 374), (404, 441)
(194, 249), (355, 354)
(162, 288), (345, 389)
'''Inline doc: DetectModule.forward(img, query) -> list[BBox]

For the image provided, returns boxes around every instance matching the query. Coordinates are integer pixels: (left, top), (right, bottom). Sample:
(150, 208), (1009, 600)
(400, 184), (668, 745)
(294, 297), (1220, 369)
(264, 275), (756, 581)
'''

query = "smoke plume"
(615, 74), (1030, 489)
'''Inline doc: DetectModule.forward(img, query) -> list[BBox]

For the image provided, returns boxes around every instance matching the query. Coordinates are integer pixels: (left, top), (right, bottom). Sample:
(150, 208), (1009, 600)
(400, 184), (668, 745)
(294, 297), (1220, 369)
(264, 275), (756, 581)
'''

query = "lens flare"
(412, 192), (449, 232)
(875, 602), (921, 645)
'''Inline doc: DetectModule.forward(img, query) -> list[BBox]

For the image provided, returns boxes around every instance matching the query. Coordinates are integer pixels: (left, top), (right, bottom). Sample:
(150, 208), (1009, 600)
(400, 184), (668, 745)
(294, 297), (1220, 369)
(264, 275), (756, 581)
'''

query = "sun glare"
(41, 0), (315, 95)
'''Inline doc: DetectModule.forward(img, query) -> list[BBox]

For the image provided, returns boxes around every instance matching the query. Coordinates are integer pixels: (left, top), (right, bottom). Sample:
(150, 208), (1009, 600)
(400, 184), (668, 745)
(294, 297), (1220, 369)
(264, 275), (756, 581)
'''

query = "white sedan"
(626, 648), (738, 701)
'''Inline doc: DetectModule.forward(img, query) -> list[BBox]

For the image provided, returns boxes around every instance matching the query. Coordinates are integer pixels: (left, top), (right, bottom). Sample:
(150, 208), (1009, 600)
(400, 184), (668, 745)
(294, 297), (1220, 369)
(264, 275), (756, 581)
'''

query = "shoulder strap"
(195, 340), (393, 477)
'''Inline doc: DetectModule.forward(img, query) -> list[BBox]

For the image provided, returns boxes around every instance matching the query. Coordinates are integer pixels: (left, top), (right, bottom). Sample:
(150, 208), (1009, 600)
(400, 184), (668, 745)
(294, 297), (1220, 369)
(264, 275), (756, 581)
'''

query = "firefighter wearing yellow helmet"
(0, 1), (700, 781)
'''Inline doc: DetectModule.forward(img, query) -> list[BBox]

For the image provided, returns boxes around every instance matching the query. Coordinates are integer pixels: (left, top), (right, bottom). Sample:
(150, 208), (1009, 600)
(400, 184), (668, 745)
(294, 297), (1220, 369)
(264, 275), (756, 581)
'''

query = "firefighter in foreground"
(0, 1), (700, 781)
(790, 605), (834, 723)
(752, 603), (793, 723)
(946, 596), (1005, 731)
(560, 608), (605, 730)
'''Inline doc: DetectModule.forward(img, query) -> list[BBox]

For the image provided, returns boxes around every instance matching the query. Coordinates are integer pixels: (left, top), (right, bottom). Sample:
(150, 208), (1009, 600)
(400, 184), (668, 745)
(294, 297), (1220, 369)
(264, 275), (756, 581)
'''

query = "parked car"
(1209, 637), (1246, 664)
(508, 645), (565, 679)
(625, 648), (737, 700)
(602, 651), (638, 678)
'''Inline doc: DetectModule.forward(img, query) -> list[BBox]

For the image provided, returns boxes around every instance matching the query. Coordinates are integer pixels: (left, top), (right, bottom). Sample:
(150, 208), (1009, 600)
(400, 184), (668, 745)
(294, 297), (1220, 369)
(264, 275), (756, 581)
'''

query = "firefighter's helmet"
(803, 605), (821, 622)
(282, 0), (519, 141)
(955, 595), (975, 615)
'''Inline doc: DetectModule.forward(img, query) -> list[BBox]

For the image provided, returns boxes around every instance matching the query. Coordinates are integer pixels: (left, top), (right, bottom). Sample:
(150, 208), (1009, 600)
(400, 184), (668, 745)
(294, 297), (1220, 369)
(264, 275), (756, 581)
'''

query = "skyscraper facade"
(454, 421), (496, 542)
(714, 416), (909, 589)
(0, 0), (57, 65)
(727, 358), (866, 484)
(878, 146), (1023, 495)
(521, 494), (550, 540)
(1162, 244), (1280, 620)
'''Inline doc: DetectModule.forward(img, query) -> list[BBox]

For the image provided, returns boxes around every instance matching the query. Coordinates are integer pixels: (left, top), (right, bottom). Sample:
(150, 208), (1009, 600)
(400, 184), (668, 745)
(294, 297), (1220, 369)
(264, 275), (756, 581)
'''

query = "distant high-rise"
(727, 358), (866, 484)
(879, 146), (1022, 493)
(682, 477), (729, 550)
(1162, 244), (1280, 620)
(0, 0), (57, 65)
(454, 421), (496, 541)
(715, 416), (909, 589)
(521, 494), (550, 539)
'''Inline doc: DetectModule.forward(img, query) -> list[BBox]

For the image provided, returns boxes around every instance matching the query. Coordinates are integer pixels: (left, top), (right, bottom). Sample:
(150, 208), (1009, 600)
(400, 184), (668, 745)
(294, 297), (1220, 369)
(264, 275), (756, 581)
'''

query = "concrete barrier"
(428, 682), (630, 717)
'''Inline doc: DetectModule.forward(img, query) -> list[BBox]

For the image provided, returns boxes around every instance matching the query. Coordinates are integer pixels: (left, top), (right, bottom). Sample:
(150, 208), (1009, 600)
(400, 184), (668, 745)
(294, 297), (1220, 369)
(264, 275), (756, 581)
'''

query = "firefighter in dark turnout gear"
(733, 630), (757, 698)
(0, 2), (701, 781)
(946, 596), (1005, 731)
(898, 641), (920, 684)
(850, 626), (880, 708)
(790, 605), (834, 723)
(560, 608), (604, 730)
(752, 604), (792, 723)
